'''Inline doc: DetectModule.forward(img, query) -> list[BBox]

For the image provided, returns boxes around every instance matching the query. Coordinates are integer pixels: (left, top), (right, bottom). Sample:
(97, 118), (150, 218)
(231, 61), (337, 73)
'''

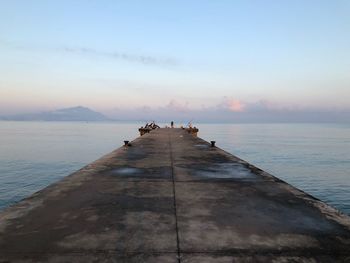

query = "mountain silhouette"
(2, 106), (109, 121)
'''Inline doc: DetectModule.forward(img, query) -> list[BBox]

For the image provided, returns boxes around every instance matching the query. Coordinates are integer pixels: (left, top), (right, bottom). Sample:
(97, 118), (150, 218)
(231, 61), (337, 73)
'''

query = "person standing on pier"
(171, 121), (174, 128)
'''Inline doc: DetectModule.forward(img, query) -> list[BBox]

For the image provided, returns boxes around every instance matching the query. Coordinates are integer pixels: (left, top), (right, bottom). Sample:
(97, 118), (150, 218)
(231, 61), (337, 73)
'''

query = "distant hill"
(1, 106), (109, 121)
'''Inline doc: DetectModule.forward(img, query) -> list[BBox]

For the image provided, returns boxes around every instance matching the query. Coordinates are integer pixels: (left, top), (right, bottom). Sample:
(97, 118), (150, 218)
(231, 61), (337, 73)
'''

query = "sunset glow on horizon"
(1, 1), (350, 121)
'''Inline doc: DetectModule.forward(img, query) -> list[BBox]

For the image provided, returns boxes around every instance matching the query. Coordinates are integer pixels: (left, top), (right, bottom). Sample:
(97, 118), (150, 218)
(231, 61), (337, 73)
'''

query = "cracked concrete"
(0, 128), (350, 262)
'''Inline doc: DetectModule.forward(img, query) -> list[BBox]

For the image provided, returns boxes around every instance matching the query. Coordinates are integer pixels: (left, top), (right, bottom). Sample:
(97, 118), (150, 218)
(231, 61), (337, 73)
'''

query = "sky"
(0, 0), (350, 122)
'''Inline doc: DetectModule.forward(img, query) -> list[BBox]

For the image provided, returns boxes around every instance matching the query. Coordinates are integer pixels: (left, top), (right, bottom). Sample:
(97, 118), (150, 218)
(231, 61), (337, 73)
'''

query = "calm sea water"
(0, 121), (349, 215)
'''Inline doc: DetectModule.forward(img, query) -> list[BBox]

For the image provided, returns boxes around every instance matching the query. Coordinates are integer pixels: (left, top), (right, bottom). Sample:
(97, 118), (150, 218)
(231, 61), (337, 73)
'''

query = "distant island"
(1, 106), (109, 121)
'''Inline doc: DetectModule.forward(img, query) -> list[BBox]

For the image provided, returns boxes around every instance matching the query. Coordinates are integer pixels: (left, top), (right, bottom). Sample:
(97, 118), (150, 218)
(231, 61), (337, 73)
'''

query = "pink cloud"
(221, 97), (246, 112)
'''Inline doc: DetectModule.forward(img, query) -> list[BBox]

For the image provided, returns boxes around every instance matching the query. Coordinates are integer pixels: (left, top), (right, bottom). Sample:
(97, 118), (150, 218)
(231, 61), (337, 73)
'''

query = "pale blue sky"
(0, 0), (349, 117)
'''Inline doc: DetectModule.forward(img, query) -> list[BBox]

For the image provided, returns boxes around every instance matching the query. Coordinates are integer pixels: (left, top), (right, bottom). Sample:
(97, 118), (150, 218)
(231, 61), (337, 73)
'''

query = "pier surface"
(1, 128), (350, 262)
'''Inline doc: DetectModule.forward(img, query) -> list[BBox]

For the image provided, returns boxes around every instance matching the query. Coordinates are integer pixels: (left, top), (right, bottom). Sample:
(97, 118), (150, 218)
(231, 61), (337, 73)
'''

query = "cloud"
(220, 97), (246, 112)
(3, 97), (350, 123)
(165, 99), (189, 112)
(0, 39), (178, 67)
(59, 46), (178, 66)
(103, 98), (350, 123)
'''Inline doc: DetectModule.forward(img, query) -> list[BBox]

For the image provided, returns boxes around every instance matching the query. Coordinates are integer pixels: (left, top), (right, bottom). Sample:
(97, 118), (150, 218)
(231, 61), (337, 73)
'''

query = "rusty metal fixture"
(184, 127), (199, 137)
(139, 128), (151, 136)
(139, 122), (160, 136)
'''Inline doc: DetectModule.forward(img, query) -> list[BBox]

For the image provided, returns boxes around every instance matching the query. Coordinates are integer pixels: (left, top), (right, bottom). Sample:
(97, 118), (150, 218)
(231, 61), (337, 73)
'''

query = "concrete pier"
(1, 128), (350, 262)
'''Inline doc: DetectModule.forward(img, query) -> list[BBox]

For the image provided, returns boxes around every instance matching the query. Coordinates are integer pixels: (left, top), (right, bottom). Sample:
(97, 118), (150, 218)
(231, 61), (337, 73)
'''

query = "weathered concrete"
(0, 128), (350, 262)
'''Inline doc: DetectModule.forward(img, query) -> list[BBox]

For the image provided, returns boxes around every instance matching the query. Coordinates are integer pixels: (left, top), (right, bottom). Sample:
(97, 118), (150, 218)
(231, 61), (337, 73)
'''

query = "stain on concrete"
(111, 167), (143, 175)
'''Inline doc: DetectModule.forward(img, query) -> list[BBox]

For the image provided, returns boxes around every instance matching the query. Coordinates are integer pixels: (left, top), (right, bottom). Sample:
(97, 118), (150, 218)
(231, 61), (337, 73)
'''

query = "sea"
(0, 121), (349, 215)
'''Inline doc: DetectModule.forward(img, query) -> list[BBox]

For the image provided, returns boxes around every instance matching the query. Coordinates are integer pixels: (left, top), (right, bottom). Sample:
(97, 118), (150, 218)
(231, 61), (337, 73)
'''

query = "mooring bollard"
(210, 141), (216, 147)
(124, 140), (129, 146)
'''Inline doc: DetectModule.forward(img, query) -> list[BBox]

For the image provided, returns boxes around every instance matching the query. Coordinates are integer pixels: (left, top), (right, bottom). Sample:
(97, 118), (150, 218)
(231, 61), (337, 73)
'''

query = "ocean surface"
(0, 121), (349, 215)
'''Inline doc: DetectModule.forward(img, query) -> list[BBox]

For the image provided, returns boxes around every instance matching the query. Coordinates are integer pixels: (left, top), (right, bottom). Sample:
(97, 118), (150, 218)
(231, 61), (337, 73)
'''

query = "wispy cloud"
(0, 39), (178, 67)
(59, 46), (178, 66)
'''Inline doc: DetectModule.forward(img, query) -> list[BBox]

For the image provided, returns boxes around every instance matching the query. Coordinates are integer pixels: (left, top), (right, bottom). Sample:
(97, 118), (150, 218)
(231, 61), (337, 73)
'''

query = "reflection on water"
(0, 121), (140, 209)
(0, 121), (349, 215)
(200, 123), (350, 215)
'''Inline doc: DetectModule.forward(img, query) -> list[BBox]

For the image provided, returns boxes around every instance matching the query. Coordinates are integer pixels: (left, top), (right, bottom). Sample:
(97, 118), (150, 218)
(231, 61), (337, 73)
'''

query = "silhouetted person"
(171, 121), (174, 128)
